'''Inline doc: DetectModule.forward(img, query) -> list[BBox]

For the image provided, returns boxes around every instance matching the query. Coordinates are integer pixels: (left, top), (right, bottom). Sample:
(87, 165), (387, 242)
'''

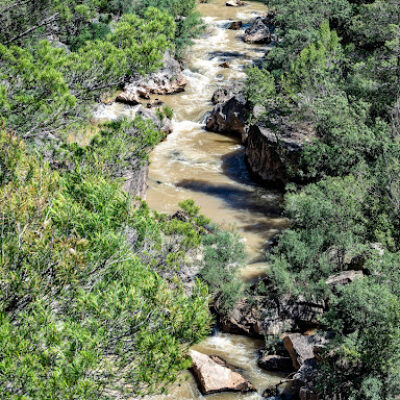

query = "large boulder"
(216, 295), (324, 338)
(258, 354), (294, 372)
(116, 51), (187, 104)
(189, 350), (255, 395)
(211, 82), (243, 104)
(245, 123), (314, 187)
(244, 17), (271, 44)
(205, 95), (250, 143)
(283, 334), (322, 370)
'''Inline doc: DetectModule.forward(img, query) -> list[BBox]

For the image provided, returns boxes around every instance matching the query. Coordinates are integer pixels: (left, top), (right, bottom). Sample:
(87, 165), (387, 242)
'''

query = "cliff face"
(245, 124), (311, 187)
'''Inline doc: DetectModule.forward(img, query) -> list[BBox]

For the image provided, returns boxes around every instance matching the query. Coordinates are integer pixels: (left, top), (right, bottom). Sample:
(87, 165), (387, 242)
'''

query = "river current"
(98, 0), (288, 397)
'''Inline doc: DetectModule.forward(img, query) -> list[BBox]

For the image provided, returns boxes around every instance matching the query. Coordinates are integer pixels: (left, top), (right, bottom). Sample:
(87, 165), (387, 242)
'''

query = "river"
(146, 0), (286, 398)
(96, 0), (287, 397)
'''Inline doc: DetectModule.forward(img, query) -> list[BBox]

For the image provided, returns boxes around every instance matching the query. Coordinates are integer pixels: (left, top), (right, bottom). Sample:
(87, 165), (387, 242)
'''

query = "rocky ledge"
(116, 51), (187, 105)
(189, 350), (255, 395)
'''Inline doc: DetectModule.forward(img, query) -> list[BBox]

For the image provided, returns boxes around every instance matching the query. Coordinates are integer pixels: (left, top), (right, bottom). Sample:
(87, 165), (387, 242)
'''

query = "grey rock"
(258, 354), (294, 371)
(244, 17), (271, 44)
(245, 123), (314, 187)
(205, 95), (250, 143)
(189, 350), (255, 395)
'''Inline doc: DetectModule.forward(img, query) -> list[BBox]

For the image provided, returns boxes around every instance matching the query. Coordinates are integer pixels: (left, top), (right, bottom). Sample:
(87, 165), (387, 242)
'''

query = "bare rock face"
(205, 95), (250, 143)
(325, 270), (364, 291)
(136, 106), (172, 135)
(189, 350), (255, 395)
(244, 17), (271, 44)
(245, 123), (314, 187)
(116, 51), (187, 105)
(283, 334), (322, 370)
(123, 164), (149, 199)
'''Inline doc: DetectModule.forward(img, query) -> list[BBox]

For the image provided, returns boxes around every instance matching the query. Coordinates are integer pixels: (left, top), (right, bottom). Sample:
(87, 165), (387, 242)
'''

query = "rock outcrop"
(244, 17), (271, 44)
(189, 350), (255, 395)
(205, 94), (250, 143)
(211, 82), (243, 104)
(116, 51), (187, 105)
(245, 123), (314, 187)
(325, 270), (364, 291)
(283, 334), (320, 370)
(123, 164), (149, 199)
(216, 295), (324, 338)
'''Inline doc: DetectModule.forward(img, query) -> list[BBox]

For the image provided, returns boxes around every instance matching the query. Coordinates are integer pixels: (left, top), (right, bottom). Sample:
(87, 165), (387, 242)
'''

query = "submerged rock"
(244, 17), (271, 44)
(228, 21), (243, 30)
(189, 350), (255, 395)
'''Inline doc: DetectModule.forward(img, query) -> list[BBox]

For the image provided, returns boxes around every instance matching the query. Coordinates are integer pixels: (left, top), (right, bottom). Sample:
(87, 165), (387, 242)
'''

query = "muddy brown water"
(97, 0), (289, 398)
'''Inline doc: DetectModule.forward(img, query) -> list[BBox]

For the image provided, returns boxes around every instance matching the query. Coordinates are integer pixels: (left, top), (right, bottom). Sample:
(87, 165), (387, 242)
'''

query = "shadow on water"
(176, 179), (282, 217)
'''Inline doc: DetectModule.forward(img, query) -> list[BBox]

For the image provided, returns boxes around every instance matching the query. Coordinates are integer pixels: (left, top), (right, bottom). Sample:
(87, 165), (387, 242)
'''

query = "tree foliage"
(248, 0), (400, 397)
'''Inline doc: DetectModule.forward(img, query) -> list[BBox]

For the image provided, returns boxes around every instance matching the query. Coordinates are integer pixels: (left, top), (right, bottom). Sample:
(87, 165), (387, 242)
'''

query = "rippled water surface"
(146, 0), (288, 267)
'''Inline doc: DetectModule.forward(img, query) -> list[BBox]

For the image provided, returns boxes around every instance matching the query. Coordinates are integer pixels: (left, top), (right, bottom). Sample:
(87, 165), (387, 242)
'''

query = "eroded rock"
(189, 350), (255, 395)
(117, 52), (187, 105)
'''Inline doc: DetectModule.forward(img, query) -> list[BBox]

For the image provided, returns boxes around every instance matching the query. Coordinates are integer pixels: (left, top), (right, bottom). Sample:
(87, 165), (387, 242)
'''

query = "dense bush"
(0, 130), (212, 398)
(247, 0), (400, 397)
